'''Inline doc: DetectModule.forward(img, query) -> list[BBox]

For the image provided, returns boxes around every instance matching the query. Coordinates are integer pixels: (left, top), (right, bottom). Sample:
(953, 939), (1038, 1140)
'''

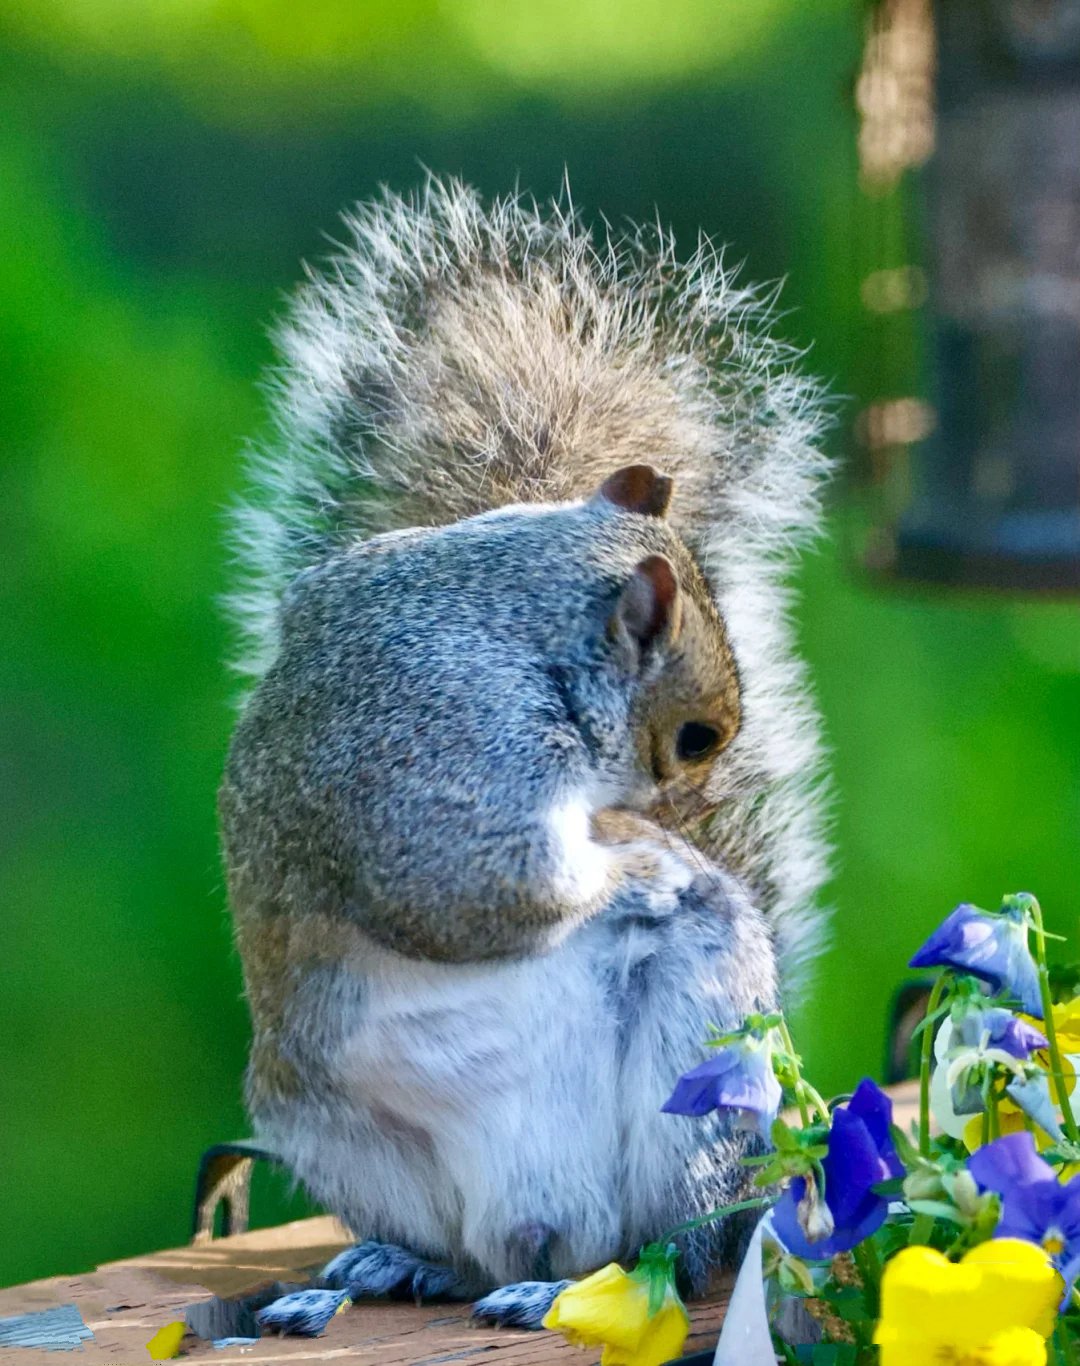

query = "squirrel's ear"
(611, 554), (682, 656)
(593, 465), (674, 518)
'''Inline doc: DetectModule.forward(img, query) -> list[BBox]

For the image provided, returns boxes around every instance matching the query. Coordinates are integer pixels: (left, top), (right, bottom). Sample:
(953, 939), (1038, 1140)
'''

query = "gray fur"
(246, 839), (777, 1295)
(219, 180), (832, 1301)
(227, 176), (833, 988)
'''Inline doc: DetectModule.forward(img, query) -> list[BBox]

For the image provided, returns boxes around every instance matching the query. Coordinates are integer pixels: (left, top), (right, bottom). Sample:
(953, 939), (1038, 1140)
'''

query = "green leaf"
(777, 1255), (816, 1297)
(810, 1344), (861, 1365)
(910, 999), (953, 1039)
(831, 1293), (873, 1327)
(1044, 1141), (1080, 1167)
(889, 1122), (922, 1168)
(876, 1219), (919, 1258)
(772, 1118), (801, 1151)
(870, 1177), (905, 1198)
(906, 1199), (966, 1225)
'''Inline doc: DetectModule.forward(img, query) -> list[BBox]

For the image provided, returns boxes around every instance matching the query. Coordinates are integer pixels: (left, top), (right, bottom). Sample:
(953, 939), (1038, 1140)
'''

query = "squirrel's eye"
(675, 721), (721, 763)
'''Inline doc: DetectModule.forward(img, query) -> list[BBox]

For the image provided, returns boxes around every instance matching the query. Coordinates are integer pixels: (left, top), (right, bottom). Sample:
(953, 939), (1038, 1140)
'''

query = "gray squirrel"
(218, 178), (832, 1322)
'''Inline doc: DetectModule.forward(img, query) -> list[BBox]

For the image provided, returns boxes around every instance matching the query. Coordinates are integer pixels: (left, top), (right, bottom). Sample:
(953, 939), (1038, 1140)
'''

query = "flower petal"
(820, 1109), (889, 1225)
(845, 1078), (903, 1179)
(874, 1240), (1060, 1358)
(771, 1080), (899, 1259)
(873, 1245), (983, 1348)
(961, 1239), (1061, 1340)
(599, 1290), (690, 1366)
(543, 1264), (650, 1350)
(1006, 1075), (1065, 1142)
(910, 904), (1042, 1016)
(968, 1326), (1052, 1366)
(662, 1039), (781, 1127)
(993, 1013), (1049, 1060)
(543, 1263), (690, 1366)
(771, 1172), (888, 1260)
(1050, 999), (1080, 1054)
(146, 1323), (186, 1361)
(931, 1056), (976, 1139)
(969, 1132), (1056, 1193)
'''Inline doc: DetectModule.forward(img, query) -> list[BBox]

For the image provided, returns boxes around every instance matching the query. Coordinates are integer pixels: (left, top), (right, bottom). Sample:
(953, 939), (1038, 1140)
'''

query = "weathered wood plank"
(0, 1216), (729, 1363)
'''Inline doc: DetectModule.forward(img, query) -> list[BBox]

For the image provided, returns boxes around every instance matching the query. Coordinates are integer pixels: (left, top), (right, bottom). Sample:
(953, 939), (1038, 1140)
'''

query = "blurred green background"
(2, 0), (1078, 1292)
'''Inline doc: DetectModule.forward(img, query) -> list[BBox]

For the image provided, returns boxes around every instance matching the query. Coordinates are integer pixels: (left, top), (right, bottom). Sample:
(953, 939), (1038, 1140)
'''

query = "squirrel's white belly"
(251, 835), (773, 1283)
(323, 930), (624, 1277)
(309, 844), (742, 1280)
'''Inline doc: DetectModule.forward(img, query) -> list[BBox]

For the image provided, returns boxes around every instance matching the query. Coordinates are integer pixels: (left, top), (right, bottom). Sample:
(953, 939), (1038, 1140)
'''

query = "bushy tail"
(228, 176), (834, 995)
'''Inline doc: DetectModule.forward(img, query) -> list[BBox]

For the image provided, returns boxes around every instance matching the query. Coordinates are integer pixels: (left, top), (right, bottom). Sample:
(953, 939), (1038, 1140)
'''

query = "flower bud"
(796, 1175), (835, 1244)
(948, 1168), (982, 1218)
(903, 1167), (944, 1203)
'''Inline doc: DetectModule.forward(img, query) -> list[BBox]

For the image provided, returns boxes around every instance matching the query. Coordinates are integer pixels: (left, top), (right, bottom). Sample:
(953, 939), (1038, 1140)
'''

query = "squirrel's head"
(256, 466), (740, 879)
(582, 465), (742, 823)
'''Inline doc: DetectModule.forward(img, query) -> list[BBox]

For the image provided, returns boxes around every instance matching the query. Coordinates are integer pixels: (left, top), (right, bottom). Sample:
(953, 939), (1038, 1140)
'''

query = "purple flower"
(973, 1008), (1048, 1059)
(910, 903), (1042, 1017)
(662, 1034), (781, 1138)
(930, 1007), (1049, 1133)
(771, 1079), (902, 1259)
(968, 1132), (1080, 1297)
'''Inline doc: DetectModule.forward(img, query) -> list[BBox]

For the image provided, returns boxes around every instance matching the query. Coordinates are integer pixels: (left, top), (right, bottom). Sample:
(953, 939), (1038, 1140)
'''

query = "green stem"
(800, 1082), (832, 1124)
(777, 1018), (811, 1127)
(919, 974), (950, 1157)
(852, 1237), (882, 1317)
(661, 1195), (773, 1243)
(988, 1079), (1001, 1141)
(1057, 1322), (1080, 1366)
(1026, 895), (1079, 1142)
(907, 1212), (935, 1246)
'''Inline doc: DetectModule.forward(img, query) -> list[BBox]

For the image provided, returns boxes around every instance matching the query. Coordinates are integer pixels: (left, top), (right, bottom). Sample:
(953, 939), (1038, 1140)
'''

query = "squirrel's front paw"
(471, 1280), (571, 1330)
(591, 808), (695, 902)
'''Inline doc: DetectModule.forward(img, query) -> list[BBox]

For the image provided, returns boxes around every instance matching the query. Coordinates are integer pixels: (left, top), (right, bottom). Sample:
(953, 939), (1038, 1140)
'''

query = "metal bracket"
(885, 980), (935, 1085)
(191, 1139), (281, 1244)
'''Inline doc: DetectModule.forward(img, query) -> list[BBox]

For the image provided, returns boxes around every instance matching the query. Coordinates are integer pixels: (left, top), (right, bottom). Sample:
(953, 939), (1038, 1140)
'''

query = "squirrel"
(218, 178), (832, 1320)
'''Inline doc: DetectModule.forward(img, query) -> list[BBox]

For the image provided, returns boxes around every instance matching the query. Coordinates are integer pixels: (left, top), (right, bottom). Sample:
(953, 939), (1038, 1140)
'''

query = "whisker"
(659, 788), (731, 905)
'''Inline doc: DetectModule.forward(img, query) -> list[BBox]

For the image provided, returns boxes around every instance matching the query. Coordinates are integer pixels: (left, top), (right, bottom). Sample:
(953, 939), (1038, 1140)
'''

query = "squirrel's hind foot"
(471, 1280), (571, 1330)
(321, 1239), (470, 1303)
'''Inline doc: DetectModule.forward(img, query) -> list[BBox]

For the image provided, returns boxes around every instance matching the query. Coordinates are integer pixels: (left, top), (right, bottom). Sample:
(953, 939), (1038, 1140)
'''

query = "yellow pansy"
(542, 1251), (690, 1366)
(963, 1109), (1056, 1154)
(1019, 1003), (1080, 1096)
(145, 1320), (186, 1360)
(881, 1323), (1052, 1366)
(1040, 999), (1080, 1055)
(873, 1239), (1062, 1366)
(963, 1111), (1080, 1181)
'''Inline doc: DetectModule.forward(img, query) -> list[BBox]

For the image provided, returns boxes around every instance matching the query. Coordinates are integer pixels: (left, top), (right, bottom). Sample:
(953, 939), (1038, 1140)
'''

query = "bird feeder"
(854, 0), (1080, 590)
